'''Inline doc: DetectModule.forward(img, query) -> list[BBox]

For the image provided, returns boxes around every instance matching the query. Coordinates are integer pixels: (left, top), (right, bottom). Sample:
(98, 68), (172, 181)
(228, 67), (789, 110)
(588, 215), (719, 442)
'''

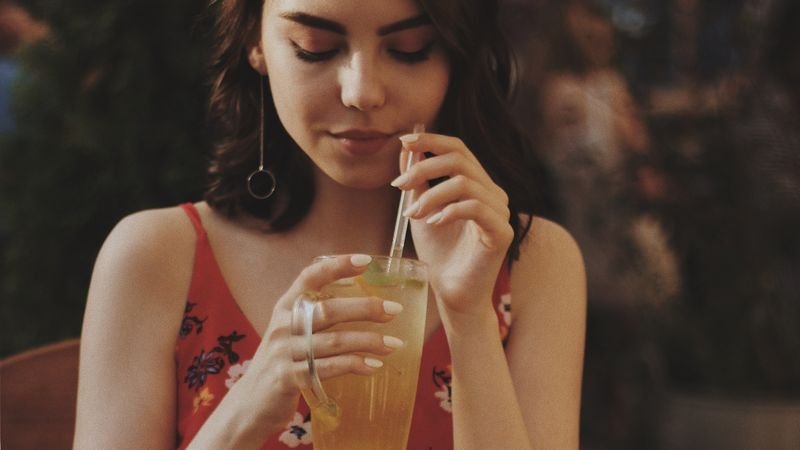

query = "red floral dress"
(175, 203), (513, 449)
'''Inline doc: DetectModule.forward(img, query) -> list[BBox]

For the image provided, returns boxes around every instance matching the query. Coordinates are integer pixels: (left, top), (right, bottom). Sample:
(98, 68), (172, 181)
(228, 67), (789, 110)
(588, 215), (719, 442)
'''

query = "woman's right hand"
(236, 254), (404, 434)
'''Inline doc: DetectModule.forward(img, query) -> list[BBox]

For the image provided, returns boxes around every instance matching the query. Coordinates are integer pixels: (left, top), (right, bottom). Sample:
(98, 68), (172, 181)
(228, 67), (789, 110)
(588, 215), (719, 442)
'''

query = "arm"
(395, 131), (586, 448)
(74, 208), (195, 449)
(446, 218), (586, 450)
(75, 211), (403, 449)
(506, 217), (586, 448)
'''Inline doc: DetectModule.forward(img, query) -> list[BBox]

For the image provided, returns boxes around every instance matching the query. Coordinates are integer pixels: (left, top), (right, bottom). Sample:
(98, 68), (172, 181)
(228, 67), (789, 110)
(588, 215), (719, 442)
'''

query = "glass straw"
(389, 123), (424, 268)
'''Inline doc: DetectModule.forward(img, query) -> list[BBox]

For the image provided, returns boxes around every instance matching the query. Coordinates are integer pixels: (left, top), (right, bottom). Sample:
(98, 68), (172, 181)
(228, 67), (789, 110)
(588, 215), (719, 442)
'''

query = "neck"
(285, 168), (400, 257)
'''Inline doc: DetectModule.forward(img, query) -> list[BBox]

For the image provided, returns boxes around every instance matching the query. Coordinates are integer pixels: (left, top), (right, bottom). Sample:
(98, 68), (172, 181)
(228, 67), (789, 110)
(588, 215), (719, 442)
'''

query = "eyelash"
(389, 42), (435, 63)
(291, 41), (435, 64)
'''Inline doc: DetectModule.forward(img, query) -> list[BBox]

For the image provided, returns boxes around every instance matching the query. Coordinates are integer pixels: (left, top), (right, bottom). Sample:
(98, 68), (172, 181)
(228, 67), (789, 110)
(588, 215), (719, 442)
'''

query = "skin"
(74, 0), (586, 448)
(250, 0), (449, 189)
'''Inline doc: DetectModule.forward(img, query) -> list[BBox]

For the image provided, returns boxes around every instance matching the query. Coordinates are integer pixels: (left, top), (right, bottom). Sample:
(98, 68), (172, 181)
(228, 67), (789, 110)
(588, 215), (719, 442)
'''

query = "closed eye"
(291, 41), (339, 63)
(389, 42), (435, 64)
(290, 41), (436, 64)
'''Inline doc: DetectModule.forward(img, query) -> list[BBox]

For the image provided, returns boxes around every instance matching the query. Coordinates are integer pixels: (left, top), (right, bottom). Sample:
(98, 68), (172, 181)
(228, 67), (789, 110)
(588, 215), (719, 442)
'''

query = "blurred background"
(1, 0), (798, 448)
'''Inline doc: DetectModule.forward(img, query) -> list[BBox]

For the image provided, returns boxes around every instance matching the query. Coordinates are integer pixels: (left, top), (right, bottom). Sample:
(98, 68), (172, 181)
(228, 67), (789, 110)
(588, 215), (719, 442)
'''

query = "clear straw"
(389, 123), (424, 268)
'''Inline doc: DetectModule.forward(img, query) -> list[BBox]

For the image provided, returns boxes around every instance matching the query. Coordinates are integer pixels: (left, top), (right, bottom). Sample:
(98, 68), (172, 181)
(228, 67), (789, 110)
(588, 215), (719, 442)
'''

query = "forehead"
(266, 0), (423, 27)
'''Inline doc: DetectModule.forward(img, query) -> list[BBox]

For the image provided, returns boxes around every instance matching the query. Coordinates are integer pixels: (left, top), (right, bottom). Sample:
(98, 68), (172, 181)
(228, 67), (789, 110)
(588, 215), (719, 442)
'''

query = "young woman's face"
(251, 0), (450, 189)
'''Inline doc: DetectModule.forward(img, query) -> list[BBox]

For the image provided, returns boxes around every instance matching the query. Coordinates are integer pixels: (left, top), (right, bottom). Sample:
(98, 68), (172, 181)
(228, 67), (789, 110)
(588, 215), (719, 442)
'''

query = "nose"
(339, 53), (386, 111)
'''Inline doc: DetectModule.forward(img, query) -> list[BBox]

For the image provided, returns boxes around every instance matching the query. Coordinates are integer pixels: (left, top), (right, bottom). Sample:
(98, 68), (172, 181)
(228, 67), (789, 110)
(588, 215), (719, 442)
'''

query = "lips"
(329, 129), (395, 155)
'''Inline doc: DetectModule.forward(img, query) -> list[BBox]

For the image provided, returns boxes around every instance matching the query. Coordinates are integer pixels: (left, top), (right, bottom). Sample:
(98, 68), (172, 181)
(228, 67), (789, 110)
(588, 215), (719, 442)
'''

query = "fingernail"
(350, 254), (372, 267)
(403, 201), (420, 217)
(364, 357), (384, 368)
(426, 211), (444, 225)
(383, 335), (405, 349)
(399, 133), (419, 144)
(391, 173), (410, 187)
(383, 300), (403, 315)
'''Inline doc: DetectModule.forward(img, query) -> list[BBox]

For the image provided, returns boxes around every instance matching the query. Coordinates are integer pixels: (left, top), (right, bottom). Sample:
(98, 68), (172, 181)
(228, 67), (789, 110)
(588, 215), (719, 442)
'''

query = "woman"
(74, 0), (586, 448)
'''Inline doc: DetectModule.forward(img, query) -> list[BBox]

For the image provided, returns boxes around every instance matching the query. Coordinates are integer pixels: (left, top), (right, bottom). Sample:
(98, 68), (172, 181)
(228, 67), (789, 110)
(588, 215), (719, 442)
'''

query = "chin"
(325, 168), (397, 191)
(338, 175), (395, 190)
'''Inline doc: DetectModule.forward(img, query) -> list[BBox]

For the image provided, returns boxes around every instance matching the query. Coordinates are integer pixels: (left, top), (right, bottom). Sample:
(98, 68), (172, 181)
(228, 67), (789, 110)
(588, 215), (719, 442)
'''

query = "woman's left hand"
(391, 132), (514, 316)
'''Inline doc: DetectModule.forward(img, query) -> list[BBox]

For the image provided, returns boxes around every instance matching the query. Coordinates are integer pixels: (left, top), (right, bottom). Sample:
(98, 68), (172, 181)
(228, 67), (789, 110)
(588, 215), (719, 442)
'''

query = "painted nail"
(350, 254), (372, 267)
(391, 173), (410, 187)
(364, 357), (384, 368)
(426, 211), (444, 225)
(383, 300), (404, 315)
(399, 133), (419, 144)
(383, 335), (405, 349)
(403, 201), (420, 218)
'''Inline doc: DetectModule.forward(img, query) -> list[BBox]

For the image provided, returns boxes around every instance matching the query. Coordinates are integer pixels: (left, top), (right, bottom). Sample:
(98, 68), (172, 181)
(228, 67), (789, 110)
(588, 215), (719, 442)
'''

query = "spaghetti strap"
(179, 203), (206, 238)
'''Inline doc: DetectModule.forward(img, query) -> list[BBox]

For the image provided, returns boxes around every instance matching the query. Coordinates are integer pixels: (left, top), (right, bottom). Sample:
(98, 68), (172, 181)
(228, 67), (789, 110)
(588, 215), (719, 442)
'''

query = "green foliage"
(0, 0), (212, 356)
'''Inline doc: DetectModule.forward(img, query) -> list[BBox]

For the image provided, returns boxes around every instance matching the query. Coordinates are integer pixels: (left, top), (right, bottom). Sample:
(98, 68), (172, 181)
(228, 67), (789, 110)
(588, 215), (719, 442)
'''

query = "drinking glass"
(292, 255), (428, 450)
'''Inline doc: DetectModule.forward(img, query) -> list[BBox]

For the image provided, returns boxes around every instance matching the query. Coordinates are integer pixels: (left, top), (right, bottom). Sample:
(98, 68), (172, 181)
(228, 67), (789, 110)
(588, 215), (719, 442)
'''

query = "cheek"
(402, 62), (450, 122)
(268, 77), (327, 157)
(431, 68), (451, 122)
(264, 49), (332, 136)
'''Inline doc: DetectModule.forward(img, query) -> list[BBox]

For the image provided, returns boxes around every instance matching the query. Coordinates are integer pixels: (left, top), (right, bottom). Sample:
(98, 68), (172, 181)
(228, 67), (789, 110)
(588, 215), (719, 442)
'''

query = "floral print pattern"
(180, 302), (206, 338)
(192, 387), (215, 414)
(499, 293), (512, 326)
(185, 350), (225, 390)
(184, 331), (247, 391)
(212, 331), (246, 364)
(278, 412), (313, 447)
(225, 359), (252, 389)
(174, 203), (514, 450)
(498, 292), (512, 343)
(432, 364), (453, 413)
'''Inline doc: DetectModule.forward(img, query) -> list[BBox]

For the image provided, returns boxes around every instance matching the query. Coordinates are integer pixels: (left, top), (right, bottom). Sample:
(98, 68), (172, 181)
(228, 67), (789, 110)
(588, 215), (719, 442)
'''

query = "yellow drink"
(308, 257), (428, 450)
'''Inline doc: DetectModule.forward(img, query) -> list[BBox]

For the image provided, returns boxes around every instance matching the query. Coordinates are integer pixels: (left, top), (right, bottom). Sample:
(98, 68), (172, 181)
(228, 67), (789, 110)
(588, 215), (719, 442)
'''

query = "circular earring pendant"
(247, 168), (276, 199)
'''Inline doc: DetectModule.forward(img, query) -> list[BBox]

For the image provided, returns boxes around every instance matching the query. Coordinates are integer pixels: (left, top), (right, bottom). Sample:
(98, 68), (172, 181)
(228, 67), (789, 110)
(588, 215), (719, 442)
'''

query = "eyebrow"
(279, 12), (431, 36)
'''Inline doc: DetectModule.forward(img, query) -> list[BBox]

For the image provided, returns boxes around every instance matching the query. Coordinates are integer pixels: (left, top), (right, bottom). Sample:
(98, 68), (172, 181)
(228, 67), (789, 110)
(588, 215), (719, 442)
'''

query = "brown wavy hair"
(204, 0), (550, 263)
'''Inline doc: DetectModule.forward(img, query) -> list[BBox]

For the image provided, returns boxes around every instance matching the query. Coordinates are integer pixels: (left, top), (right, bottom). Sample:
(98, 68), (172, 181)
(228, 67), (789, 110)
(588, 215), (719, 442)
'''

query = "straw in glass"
(389, 123), (424, 269)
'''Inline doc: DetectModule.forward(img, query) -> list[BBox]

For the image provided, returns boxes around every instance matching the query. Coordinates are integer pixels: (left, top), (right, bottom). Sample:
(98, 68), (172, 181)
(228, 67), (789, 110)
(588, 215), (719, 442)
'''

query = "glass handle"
(292, 294), (341, 428)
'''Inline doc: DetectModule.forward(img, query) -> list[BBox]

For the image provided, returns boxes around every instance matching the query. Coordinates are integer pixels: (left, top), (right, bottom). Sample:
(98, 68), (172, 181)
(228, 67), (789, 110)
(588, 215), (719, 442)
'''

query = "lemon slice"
(361, 261), (403, 287)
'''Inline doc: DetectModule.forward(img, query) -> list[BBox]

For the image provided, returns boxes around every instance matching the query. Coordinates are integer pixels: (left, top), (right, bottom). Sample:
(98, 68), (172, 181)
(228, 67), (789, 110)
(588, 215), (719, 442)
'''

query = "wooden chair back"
(1, 339), (81, 449)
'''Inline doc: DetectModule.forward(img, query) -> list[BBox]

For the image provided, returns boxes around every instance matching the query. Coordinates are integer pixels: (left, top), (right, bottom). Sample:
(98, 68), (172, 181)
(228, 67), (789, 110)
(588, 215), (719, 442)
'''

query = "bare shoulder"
(517, 215), (584, 271)
(86, 205), (197, 335)
(98, 205), (196, 276)
(510, 215), (586, 313)
(104, 205), (195, 254)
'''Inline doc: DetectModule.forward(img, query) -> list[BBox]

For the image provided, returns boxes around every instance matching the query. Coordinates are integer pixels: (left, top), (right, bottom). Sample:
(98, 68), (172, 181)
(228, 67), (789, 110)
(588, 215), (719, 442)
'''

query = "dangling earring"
(247, 76), (277, 200)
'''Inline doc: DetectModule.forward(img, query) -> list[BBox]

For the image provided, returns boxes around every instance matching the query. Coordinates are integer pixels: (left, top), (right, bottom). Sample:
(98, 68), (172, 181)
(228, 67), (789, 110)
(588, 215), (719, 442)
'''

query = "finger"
(291, 355), (384, 389)
(316, 354), (387, 379)
(290, 254), (372, 297)
(425, 200), (514, 248)
(392, 152), (494, 192)
(399, 148), (411, 174)
(290, 331), (404, 360)
(404, 174), (510, 220)
(312, 296), (403, 331)
(399, 132), (481, 165)
(397, 148), (422, 175)
(396, 148), (429, 209)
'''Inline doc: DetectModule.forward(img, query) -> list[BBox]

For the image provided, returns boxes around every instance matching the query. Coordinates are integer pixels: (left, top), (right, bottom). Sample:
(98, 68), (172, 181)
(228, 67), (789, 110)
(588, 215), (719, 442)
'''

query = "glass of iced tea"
(292, 255), (428, 450)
